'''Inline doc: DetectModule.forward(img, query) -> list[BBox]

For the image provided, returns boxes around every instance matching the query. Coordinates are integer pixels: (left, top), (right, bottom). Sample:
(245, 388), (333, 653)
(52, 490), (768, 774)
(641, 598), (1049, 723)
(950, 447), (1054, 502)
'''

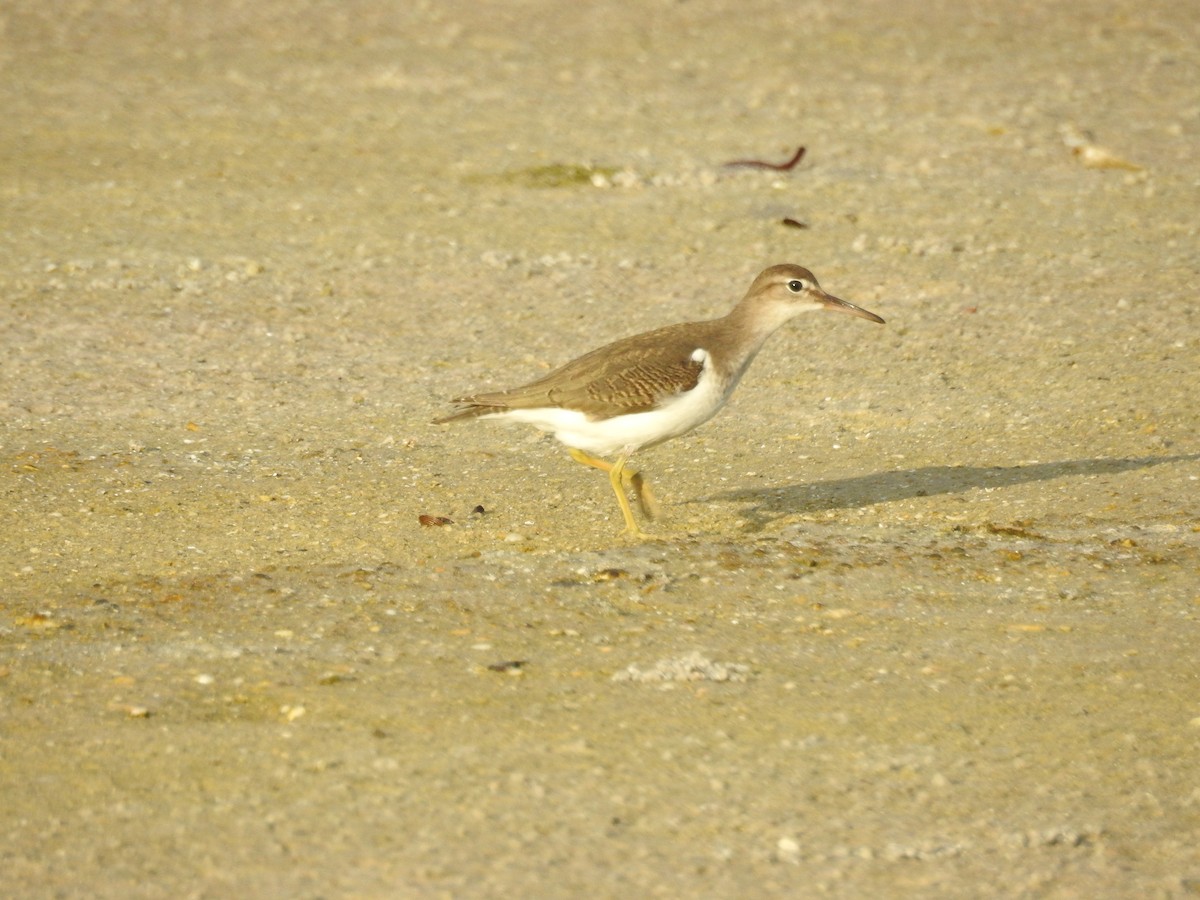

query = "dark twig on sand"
(722, 145), (807, 171)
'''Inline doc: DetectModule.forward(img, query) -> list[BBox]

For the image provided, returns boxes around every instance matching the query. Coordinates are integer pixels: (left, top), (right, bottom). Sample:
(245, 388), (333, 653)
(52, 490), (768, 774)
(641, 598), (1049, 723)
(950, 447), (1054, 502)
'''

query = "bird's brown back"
(435, 319), (727, 422)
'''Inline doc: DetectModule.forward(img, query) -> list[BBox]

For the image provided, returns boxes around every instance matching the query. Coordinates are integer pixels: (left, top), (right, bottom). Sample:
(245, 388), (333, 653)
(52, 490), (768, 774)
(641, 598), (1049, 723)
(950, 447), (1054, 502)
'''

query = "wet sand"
(3, 1), (1198, 896)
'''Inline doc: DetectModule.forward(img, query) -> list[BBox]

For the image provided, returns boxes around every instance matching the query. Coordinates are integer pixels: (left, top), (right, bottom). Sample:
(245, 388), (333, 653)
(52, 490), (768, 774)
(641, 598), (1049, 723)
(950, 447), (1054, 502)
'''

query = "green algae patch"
(483, 163), (620, 188)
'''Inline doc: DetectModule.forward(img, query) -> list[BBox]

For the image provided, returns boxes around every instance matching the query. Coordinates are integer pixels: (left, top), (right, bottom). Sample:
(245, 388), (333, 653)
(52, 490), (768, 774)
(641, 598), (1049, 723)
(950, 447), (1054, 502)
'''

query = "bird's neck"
(718, 299), (797, 374)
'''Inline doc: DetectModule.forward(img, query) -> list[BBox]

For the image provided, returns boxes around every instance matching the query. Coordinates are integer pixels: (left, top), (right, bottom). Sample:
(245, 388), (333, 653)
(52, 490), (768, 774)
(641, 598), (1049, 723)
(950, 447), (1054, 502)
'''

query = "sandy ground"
(3, 1), (1199, 896)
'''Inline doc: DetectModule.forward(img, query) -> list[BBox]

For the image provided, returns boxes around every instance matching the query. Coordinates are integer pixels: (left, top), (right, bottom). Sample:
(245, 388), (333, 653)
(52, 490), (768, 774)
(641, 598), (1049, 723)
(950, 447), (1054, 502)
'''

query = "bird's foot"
(620, 524), (667, 541)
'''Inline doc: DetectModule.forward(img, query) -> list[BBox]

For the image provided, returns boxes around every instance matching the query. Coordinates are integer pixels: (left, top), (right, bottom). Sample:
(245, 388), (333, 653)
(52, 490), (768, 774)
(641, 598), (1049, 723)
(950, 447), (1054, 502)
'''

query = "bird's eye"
(787, 279), (805, 293)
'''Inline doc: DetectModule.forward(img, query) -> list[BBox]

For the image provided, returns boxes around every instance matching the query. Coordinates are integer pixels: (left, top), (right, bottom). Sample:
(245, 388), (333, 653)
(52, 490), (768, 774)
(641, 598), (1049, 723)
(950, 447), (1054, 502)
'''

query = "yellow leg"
(626, 469), (659, 521)
(567, 448), (659, 536)
(607, 453), (643, 536)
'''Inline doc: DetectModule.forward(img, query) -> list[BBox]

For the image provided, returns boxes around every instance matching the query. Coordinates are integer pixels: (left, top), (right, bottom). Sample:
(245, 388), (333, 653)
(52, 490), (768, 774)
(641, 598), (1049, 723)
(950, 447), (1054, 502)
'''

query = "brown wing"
(436, 321), (713, 422)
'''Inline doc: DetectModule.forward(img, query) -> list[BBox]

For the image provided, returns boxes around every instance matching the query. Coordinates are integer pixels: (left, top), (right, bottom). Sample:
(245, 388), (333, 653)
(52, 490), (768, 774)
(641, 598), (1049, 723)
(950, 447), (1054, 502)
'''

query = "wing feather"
(439, 321), (716, 421)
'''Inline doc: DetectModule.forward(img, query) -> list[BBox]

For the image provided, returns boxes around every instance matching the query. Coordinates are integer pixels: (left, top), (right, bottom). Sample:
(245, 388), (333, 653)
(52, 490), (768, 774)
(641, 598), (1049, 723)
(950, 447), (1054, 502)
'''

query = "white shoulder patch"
(690, 347), (710, 365)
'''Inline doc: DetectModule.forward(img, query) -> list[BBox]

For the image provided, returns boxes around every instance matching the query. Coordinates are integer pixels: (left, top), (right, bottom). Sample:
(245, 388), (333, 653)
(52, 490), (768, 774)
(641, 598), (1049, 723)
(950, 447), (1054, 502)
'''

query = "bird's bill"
(817, 291), (885, 324)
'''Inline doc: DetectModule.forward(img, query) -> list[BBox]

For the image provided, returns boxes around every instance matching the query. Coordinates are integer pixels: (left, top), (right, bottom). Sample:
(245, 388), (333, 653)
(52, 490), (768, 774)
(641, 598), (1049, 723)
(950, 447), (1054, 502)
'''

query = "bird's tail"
(431, 403), (502, 425)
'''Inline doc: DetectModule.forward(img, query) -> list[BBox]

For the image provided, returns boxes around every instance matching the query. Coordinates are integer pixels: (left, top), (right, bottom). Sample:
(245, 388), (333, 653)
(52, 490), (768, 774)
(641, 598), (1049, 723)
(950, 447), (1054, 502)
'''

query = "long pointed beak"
(817, 290), (885, 324)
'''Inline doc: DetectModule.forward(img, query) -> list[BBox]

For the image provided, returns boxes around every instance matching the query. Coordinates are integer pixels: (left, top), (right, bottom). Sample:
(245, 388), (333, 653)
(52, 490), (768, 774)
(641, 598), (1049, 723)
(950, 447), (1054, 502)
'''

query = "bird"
(433, 264), (884, 537)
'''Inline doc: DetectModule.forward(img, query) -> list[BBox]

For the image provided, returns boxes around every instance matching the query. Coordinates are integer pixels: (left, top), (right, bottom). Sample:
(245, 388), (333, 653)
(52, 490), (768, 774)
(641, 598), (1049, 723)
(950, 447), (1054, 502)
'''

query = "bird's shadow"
(699, 453), (1199, 531)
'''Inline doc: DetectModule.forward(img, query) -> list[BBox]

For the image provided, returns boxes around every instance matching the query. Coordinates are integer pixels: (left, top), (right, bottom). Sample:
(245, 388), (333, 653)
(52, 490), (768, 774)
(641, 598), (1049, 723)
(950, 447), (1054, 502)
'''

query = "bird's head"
(747, 264), (885, 326)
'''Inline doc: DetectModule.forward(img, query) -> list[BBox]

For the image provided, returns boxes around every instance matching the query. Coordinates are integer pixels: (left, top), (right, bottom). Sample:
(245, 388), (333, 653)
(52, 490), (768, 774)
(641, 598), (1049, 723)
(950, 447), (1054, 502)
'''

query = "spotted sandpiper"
(434, 264), (884, 536)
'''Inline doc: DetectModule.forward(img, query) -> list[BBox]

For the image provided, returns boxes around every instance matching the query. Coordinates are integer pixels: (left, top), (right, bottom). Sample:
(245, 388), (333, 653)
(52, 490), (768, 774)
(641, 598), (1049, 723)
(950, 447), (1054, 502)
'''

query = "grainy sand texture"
(3, 1), (1198, 896)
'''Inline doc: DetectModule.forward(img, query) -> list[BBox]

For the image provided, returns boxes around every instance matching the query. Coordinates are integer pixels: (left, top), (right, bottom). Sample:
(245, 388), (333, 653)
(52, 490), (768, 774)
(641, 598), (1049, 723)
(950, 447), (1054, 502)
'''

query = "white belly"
(496, 350), (734, 457)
